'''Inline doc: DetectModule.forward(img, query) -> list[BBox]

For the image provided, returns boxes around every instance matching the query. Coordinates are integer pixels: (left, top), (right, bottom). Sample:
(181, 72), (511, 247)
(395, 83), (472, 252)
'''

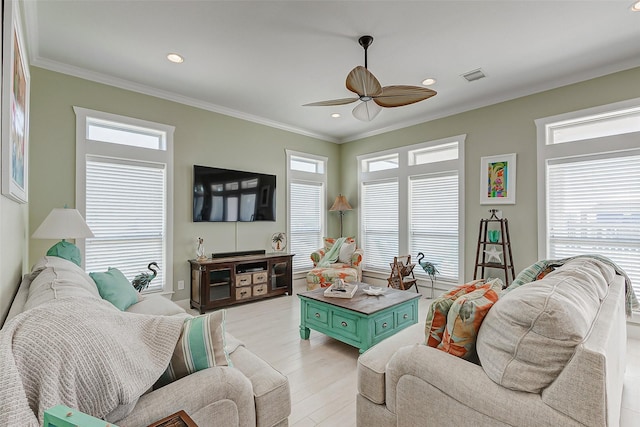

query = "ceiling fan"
(303, 35), (437, 122)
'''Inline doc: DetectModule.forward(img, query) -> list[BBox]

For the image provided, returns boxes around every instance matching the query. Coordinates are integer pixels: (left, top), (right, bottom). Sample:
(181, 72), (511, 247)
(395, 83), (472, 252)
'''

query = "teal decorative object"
(46, 240), (82, 267)
(131, 262), (159, 292)
(417, 252), (439, 298)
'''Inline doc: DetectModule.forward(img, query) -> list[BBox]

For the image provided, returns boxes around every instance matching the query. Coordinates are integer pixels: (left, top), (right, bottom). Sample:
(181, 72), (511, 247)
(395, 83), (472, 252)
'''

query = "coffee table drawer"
(374, 312), (395, 338)
(304, 301), (329, 326)
(396, 304), (416, 327)
(332, 311), (360, 341)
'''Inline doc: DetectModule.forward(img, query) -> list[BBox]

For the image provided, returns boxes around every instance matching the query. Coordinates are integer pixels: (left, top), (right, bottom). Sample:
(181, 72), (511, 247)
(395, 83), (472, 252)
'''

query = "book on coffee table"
(323, 282), (358, 298)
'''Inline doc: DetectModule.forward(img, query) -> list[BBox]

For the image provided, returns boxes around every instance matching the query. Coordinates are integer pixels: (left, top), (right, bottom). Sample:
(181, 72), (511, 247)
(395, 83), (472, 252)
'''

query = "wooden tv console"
(189, 253), (293, 313)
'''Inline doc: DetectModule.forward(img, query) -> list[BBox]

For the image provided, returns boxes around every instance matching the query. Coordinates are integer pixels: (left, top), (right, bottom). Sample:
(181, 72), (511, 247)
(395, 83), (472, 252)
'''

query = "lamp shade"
(329, 194), (352, 212)
(32, 208), (95, 239)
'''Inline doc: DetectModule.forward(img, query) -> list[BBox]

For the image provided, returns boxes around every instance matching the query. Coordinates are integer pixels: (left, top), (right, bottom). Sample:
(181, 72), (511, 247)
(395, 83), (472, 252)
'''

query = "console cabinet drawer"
(252, 271), (268, 283)
(253, 283), (268, 296)
(236, 286), (252, 300)
(236, 274), (252, 287)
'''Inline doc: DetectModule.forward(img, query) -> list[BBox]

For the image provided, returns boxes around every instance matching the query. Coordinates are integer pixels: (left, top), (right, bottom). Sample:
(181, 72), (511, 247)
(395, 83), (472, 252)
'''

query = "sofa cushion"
(126, 294), (187, 317)
(477, 258), (613, 393)
(424, 279), (486, 347)
(438, 279), (501, 360)
(90, 267), (139, 311)
(156, 310), (231, 388)
(306, 266), (359, 290)
(24, 256), (101, 311)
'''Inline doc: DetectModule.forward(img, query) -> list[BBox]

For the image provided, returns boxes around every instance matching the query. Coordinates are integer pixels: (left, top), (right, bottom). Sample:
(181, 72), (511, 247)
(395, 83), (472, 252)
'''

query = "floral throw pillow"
(424, 279), (486, 347)
(437, 279), (502, 360)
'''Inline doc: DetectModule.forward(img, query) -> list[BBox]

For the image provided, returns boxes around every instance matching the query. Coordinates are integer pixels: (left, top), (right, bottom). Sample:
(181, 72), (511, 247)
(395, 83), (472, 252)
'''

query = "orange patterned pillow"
(438, 279), (502, 360)
(323, 237), (355, 251)
(424, 279), (486, 347)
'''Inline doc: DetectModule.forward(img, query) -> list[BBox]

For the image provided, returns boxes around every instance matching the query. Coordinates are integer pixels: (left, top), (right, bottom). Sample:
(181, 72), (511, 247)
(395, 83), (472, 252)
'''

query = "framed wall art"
(2, 0), (30, 203)
(480, 153), (516, 205)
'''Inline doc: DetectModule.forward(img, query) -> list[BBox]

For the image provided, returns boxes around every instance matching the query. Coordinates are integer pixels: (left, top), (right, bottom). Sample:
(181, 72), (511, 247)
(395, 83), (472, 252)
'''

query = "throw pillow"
(437, 279), (502, 360)
(155, 310), (231, 388)
(338, 241), (356, 264)
(423, 279), (486, 347)
(90, 267), (139, 311)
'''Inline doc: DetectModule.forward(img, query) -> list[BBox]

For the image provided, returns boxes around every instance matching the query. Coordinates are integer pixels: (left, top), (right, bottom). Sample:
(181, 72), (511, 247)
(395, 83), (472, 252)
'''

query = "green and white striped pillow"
(155, 310), (231, 388)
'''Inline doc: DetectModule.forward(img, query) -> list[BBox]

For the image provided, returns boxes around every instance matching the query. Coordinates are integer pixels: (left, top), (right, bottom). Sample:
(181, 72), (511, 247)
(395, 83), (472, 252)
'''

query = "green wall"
(27, 65), (640, 303)
(28, 67), (341, 301)
(340, 66), (640, 283)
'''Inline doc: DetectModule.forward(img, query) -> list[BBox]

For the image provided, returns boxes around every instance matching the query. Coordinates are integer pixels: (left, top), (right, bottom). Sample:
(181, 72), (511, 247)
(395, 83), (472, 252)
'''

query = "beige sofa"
(4, 256), (291, 427)
(357, 258), (627, 427)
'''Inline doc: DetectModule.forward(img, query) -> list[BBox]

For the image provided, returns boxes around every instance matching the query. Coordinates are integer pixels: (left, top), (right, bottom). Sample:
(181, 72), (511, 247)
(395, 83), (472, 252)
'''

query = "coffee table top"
(298, 282), (421, 315)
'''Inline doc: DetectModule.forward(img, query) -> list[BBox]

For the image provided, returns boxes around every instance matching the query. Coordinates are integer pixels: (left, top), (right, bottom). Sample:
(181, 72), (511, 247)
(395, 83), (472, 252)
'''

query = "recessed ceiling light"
(422, 78), (436, 86)
(632, 1), (640, 11)
(331, 113), (341, 118)
(167, 53), (184, 63)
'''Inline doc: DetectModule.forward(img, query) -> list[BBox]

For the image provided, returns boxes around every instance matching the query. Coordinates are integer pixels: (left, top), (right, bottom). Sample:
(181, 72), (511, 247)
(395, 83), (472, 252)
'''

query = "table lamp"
(329, 194), (352, 237)
(32, 207), (95, 266)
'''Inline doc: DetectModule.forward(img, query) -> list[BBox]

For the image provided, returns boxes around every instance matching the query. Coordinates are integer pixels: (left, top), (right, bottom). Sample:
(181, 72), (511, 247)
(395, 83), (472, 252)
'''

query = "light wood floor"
(178, 281), (640, 427)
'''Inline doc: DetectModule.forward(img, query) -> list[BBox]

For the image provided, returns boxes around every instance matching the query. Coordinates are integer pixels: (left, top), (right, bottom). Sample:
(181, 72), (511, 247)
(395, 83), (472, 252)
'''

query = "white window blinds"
(85, 157), (166, 291)
(290, 181), (323, 272)
(362, 180), (399, 271)
(409, 172), (459, 281)
(547, 153), (640, 299)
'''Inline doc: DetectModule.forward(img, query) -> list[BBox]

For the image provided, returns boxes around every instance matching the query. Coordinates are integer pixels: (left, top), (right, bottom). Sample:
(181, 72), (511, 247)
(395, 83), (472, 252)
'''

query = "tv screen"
(193, 165), (276, 222)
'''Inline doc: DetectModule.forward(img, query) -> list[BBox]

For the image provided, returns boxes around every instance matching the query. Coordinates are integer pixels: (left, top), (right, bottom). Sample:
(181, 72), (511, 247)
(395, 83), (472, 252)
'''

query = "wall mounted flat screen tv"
(193, 165), (276, 222)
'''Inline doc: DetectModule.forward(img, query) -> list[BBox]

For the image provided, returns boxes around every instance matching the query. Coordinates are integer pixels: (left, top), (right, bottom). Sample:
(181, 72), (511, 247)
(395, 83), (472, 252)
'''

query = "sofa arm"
(310, 248), (325, 266)
(385, 345), (577, 426)
(115, 367), (256, 427)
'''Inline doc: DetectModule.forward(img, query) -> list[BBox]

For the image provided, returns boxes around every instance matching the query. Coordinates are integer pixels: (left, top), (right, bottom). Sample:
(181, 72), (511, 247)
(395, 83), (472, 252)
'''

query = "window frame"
(74, 106), (175, 294)
(286, 150), (327, 273)
(357, 135), (466, 284)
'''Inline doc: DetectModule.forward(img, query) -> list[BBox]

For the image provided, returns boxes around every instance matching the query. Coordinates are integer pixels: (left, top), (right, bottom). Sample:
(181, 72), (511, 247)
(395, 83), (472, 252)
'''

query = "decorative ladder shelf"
(473, 209), (515, 287)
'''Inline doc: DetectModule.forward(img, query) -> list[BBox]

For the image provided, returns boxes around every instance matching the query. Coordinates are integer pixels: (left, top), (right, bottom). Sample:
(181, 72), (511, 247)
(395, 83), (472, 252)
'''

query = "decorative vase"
(196, 237), (206, 260)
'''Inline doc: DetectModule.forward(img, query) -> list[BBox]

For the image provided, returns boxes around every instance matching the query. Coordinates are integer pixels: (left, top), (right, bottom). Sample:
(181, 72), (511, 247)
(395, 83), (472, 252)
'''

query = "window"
(75, 107), (174, 293)
(536, 98), (640, 303)
(287, 150), (327, 272)
(358, 135), (465, 283)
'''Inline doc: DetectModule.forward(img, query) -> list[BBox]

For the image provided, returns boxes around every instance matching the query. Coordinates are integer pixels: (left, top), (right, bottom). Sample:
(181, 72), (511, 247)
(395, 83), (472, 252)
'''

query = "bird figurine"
(131, 262), (159, 292)
(417, 252), (439, 298)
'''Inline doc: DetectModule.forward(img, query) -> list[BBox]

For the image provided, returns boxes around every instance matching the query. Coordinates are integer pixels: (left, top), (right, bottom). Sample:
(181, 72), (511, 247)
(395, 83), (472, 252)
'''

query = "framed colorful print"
(480, 153), (516, 205)
(2, 0), (30, 203)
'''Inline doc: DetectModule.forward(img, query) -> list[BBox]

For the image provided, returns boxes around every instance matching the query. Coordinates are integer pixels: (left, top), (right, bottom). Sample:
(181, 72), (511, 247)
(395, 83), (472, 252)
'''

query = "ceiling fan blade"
(346, 66), (382, 97)
(373, 85), (437, 107)
(352, 100), (382, 122)
(303, 97), (359, 107)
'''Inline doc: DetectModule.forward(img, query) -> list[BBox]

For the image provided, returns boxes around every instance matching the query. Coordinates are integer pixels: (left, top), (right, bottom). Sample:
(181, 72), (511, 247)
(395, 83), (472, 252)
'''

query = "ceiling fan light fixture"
(422, 78), (436, 86)
(167, 53), (184, 63)
(353, 100), (381, 122)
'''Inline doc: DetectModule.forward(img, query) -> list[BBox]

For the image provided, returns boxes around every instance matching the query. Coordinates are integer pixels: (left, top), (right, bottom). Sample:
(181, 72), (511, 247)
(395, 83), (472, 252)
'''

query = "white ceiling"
(23, 1), (640, 143)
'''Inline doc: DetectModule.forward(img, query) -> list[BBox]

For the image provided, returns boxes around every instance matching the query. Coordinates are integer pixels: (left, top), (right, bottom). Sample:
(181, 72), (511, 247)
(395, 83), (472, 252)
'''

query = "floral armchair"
(306, 237), (364, 290)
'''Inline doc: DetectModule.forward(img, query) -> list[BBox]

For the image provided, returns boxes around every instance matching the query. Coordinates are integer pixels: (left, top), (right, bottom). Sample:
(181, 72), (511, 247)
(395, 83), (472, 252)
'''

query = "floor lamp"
(329, 194), (352, 237)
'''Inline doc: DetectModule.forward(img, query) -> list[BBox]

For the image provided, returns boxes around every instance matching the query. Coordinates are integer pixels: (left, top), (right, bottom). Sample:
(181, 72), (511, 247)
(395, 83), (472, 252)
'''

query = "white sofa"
(356, 258), (628, 426)
(3, 256), (291, 427)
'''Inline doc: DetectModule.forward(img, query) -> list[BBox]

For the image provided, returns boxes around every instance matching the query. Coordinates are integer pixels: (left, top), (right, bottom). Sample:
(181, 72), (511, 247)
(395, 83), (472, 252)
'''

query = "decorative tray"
(323, 282), (358, 298)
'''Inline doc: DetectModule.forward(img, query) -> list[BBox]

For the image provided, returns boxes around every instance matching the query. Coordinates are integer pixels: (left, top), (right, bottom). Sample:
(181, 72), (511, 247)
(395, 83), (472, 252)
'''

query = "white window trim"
(535, 97), (640, 260)
(286, 149), (327, 272)
(74, 106), (175, 294)
(357, 134), (466, 283)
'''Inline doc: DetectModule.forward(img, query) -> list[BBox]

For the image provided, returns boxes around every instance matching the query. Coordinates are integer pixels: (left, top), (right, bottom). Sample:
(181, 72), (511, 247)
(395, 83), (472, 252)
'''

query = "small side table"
(147, 410), (198, 427)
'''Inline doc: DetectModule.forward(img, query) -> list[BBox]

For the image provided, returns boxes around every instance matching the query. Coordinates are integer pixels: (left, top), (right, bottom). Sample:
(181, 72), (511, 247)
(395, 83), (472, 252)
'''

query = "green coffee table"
(298, 283), (420, 353)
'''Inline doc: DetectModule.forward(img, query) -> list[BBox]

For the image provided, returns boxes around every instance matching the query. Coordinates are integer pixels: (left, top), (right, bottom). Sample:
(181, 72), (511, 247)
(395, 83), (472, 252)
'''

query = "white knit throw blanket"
(0, 297), (185, 426)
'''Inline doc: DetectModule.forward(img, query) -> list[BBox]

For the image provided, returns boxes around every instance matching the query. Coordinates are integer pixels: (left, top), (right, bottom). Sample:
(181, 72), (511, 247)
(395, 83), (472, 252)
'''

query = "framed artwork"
(480, 153), (516, 205)
(1, 0), (30, 203)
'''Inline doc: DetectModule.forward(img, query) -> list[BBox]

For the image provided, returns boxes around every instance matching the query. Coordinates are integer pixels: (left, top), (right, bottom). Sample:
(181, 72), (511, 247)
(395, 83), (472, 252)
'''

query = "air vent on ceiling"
(461, 68), (486, 82)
